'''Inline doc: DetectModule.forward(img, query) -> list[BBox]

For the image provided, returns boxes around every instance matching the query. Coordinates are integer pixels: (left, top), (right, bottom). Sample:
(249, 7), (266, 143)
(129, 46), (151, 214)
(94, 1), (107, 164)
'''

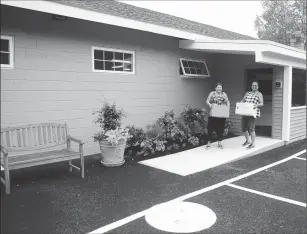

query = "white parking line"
(227, 183), (306, 207)
(294, 157), (306, 161)
(88, 149), (306, 234)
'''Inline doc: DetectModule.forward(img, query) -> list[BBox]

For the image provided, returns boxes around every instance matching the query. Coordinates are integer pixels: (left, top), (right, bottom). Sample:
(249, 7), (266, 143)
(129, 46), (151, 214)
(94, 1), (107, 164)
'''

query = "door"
(245, 68), (273, 137)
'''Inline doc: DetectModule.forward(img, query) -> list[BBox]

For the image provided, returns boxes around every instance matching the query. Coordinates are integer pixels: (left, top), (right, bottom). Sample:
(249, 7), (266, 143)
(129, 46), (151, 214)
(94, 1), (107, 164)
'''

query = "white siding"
(272, 67), (283, 140)
(290, 107), (306, 141)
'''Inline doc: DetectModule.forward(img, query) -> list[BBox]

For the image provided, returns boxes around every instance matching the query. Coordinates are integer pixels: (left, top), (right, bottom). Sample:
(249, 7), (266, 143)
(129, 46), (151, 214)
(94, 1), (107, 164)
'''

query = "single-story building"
(1, 0), (306, 156)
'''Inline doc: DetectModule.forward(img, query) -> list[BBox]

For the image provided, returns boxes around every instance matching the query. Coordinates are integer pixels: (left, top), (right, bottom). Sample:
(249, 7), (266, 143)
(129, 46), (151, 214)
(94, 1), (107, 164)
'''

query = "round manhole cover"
(145, 201), (217, 233)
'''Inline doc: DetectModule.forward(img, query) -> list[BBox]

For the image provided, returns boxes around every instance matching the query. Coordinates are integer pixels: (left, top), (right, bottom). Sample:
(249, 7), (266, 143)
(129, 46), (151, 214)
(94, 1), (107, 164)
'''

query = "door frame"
(242, 68), (274, 137)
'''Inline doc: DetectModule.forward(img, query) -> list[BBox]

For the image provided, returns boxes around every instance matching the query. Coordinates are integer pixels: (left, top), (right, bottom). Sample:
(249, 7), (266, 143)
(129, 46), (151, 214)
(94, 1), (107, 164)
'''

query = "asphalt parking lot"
(92, 149), (306, 234)
(1, 140), (306, 234)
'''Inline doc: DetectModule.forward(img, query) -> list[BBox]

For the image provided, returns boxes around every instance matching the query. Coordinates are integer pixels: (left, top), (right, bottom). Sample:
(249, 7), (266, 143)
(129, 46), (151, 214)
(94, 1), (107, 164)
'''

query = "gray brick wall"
(1, 6), (213, 155)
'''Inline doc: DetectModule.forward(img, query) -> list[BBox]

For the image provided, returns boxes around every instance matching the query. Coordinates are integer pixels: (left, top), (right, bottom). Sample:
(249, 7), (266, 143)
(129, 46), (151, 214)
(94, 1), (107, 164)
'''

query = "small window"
(92, 46), (135, 74)
(179, 58), (210, 78)
(1, 35), (14, 68)
(292, 68), (306, 107)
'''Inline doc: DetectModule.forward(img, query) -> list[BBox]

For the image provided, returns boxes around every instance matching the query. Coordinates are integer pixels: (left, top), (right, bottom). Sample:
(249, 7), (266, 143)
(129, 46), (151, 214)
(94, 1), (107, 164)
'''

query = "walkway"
(139, 136), (284, 176)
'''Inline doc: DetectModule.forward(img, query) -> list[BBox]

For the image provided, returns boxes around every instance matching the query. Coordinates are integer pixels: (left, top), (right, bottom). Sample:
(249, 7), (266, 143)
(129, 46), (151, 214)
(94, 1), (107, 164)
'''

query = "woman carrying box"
(241, 81), (264, 149)
(205, 83), (230, 149)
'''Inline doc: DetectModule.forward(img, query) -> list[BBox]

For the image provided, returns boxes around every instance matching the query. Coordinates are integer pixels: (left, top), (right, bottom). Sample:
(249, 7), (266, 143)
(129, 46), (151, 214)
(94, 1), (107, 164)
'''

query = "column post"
(282, 66), (292, 141)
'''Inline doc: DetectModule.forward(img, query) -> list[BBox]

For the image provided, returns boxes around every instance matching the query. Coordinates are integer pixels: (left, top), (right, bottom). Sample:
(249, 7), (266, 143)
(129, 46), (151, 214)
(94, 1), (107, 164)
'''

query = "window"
(179, 58), (210, 78)
(292, 68), (306, 107)
(92, 47), (135, 74)
(1, 35), (14, 68)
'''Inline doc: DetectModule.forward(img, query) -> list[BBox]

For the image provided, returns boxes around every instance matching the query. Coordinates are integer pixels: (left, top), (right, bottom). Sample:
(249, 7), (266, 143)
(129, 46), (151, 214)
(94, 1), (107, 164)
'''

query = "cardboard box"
(210, 104), (230, 118)
(235, 103), (257, 117)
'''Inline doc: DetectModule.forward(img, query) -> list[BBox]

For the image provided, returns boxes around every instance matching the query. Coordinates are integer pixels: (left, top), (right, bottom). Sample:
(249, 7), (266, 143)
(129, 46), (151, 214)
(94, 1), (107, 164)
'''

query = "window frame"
(291, 67), (306, 107)
(179, 58), (210, 78)
(1, 35), (14, 69)
(92, 46), (135, 74)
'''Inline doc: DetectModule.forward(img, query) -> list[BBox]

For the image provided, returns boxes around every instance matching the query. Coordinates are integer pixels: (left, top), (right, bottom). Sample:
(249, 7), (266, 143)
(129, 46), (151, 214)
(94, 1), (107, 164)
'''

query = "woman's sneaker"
(242, 141), (250, 146)
(246, 144), (255, 149)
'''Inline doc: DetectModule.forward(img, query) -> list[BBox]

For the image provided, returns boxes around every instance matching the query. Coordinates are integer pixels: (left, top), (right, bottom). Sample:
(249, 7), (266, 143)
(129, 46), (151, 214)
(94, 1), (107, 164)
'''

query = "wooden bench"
(0, 123), (84, 194)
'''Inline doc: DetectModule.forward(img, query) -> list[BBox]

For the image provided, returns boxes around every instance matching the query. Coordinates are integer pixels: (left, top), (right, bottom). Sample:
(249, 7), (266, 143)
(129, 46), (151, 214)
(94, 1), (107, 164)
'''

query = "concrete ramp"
(139, 136), (284, 176)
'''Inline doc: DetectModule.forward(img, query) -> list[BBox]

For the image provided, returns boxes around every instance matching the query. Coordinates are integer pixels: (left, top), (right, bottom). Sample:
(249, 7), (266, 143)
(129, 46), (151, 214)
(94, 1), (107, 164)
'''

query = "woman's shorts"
(242, 116), (256, 133)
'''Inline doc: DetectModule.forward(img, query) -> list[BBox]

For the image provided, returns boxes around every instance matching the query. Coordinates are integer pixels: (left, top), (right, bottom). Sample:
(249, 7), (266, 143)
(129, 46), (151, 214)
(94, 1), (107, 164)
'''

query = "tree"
(255, 0), (306, 49)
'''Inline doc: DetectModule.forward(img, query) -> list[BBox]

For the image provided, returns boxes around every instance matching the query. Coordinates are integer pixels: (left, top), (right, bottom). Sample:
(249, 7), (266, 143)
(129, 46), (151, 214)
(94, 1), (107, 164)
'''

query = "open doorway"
(244, 68), (273, 137)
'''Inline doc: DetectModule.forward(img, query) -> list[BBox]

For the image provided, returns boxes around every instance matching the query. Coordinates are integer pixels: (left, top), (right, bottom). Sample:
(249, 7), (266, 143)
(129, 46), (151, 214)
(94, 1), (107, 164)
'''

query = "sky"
(120, 1), (264, 38)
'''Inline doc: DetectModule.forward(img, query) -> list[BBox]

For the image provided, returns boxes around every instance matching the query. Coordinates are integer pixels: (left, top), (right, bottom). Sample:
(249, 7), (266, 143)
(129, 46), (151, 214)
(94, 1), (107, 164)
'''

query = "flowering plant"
(93, 99), (130, 145)
(188, 136), (199, 146)
(104, 127), (131, 146)
(157, 110), (187, 142)
(181, 106), (207, 135)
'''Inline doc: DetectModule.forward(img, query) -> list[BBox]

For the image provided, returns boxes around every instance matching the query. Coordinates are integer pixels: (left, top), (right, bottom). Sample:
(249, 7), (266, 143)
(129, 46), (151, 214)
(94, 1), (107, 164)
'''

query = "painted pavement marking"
(145, 202), (217, 233)
(88, 149), (306, 234)
(294, 157), (306, 161)
(227, 183), (306, 207)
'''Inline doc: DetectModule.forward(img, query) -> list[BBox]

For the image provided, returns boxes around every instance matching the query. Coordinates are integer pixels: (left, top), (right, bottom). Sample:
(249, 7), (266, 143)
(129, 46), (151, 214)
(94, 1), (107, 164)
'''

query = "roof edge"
(1, 0), (220, 41)
(190, 39), (306, 54)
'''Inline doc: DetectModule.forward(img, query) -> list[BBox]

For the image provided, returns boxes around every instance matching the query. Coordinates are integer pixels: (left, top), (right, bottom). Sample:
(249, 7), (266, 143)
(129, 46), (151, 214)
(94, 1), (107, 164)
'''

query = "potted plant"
(93, 100), (130, 167)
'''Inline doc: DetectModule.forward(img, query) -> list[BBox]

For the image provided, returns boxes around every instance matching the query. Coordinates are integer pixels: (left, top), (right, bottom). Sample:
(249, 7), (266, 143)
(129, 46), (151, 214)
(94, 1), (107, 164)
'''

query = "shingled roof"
(50, 0), (257, 40)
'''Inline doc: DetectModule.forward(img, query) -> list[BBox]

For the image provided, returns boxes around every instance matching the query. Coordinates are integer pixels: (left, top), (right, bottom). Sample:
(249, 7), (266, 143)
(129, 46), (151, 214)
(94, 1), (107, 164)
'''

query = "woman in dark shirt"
(205, 83), (230, 149)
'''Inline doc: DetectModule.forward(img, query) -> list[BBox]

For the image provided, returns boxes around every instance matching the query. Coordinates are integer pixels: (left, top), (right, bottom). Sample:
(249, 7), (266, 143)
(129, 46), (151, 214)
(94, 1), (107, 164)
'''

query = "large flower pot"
(99, 139), (127, 167)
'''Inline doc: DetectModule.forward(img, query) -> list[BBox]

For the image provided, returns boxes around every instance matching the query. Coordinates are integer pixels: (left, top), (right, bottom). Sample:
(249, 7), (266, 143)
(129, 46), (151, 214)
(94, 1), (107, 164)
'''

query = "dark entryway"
(244, 68), (273, 137)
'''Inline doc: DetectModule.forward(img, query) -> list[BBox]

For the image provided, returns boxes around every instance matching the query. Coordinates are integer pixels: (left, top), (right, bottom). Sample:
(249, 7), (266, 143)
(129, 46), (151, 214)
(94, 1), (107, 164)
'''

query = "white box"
(235, 103), (257, 117)
(210, 104), (230, 118)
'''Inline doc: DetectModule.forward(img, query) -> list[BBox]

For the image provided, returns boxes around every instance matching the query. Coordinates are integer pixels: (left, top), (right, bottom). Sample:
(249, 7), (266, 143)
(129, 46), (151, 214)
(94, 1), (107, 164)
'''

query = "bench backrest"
(1, 123), (68, 152)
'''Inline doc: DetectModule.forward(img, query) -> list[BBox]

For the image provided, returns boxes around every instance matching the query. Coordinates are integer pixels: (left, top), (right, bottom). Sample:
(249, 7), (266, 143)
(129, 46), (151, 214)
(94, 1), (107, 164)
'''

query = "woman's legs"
(217, 118), (226, 147)
(206, 117), (215, 148)
(247, 117), (256, 148)
(242, 116), (251, 145)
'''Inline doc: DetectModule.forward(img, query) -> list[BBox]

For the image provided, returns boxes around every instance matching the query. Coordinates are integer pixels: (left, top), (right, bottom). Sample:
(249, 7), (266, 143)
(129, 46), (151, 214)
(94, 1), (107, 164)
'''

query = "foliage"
(255, 0), (306, 49)
(223, 120), (234, 136)
(188, 136), (200, 146)
(93, 99), (129, 144)
(126, 125), (146, 147)
(144, 123), (165, 140)
(124, 106), (234, 158)
(180, 105), (208, 135)
(103, 127), (130, 146)
(137, 138), (168, 157)
(156, 110), (187, 142)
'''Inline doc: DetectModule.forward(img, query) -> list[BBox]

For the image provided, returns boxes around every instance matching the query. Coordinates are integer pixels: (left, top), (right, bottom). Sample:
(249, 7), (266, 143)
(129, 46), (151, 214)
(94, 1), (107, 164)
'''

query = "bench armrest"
(1, 145), (8, 157)
(67, 135), (84, 145)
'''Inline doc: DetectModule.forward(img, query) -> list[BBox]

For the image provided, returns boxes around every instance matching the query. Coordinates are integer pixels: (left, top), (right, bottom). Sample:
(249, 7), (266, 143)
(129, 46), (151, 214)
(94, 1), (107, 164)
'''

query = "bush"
(126, 125), (146, 147)
(92, 99), (130, 144)
(156, 110), (187, 143)
(180, 105), (208, 135)
(125, 106), (234, 159)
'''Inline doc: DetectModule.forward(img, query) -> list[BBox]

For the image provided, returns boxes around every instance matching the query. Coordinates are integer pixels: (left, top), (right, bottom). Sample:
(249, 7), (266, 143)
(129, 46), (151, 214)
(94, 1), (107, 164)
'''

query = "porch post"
(282, 66), (292, 142)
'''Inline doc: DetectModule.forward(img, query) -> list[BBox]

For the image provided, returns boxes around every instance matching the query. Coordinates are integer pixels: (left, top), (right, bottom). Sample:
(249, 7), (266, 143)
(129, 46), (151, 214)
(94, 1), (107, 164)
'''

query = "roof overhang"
(1, 0), (216, 41)
(179, 40), (306, 69)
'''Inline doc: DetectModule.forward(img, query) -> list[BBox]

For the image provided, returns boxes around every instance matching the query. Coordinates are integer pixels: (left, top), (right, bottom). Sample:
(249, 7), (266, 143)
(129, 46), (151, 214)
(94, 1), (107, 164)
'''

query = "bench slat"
(1, 123), (68, 151)
(27, 127), (32, 147)
(2, 149), (81, 170)
(7, 149), (79, 164)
